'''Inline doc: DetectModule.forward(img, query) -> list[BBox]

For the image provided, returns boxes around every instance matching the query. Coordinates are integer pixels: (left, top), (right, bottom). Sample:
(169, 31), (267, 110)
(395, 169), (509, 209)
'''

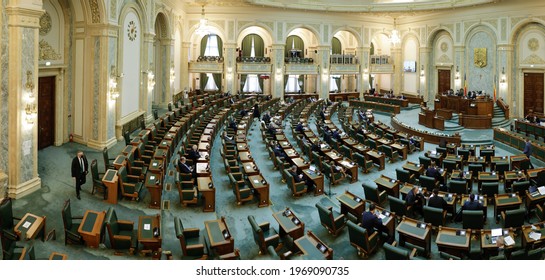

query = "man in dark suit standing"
(295, 122), (304, 134)
(319, 109), (326, 122)
(524, 139), (534, 168)
(427, 188), (447, 210)
(71, 151), (89, 200)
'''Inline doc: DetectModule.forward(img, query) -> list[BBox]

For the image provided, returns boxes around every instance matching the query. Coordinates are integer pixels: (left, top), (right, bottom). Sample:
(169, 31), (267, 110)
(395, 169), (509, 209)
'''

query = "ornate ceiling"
(181, 0), (499, 13)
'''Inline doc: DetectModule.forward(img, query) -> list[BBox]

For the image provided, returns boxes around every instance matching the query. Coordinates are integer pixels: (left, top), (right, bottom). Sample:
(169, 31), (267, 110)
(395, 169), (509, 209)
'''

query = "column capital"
(6, 5), (43, 29)
(271, 43), (285, 49)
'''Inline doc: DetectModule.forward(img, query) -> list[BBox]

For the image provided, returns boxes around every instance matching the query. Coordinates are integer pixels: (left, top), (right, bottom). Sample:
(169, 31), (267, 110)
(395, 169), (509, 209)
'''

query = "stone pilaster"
(316, 45), (330, 100)
(6, 0), (43, 198)
(499, 44), (514, 117)
(223, 42), (236, 94)
(419, 47), (431, 103)
(391, 45), (402, 96)
(142, 32), (154, 124)
(357, 46), (370, 99)
(181, 41), (190, 104)
(271, 43), (284, 100)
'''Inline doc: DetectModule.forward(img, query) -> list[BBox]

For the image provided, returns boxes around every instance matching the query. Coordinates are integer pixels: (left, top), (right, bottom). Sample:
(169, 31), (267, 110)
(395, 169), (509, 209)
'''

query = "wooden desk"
(391, 143), (408, 160)
(204, 217), (234, 256)
(153, 148), (168, 160)
(402, 161), (424, 179)
(248, 175), (270, 207)
(238, 151), (253, 163)
(396, 217), (432, 256)
(236, 143), (249, 152)
(374, 175), (399, 197)
(121, 145), (137, 156)
(102, 169), (118, 204)
(435, 227), (471, 258)
(526, 189), (545, 212)
(284, 148), (300, 159)
(294, 231), (333, 260)
(145, 172), (162, 209)
(138, 215), (162, 254)
(196, 162), (211, 177)
(444, 154), (463, 167)
(521, 223), (545, 249)
(481, 228), (517, 258)
(197, 177), (215, 212)
(291, 157), (310, 170)
(504, 171), (526, 192)
(324, 151), (342, 162)
(113, 155), (126, 170)
(302, 168), (324, 196)
(78, 210), (105, 248)
(366, 150), (385, 170)
(510, 154), (528, 170)
(494, 193), (522, 222)
(337, 191), (365, 222)
(459, 194), (487, 218)
(273, 208), (305, 240)
(477, 171), (499, 192)
(241, 162), (259, 176)
(467, 156), (486, 169)
(451, 170), (473, 188)
(426, 151), (444, 166)
(490, 156), (509, 171)
(338, 159), (358, 183)
(15, 213), (45, 241)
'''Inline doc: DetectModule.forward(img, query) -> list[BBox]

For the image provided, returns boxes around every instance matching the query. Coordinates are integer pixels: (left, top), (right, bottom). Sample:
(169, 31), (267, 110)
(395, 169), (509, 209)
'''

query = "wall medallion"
(440, 42), (448, 52)
(474, 48), (487, 68)
(528, 38), (539, 52)
(39, 12), (52, 35)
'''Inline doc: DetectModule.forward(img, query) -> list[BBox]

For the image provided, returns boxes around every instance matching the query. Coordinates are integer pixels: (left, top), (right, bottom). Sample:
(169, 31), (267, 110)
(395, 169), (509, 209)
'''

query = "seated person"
(332, 129), (342, 141)
(406, 186), (424, 216)
(409, 136), (421, 149)
(262, 111), (271, 125)
(268, 122), (279, 137)
(332, 161), (349, 177)
(178, 156), (196, 180)
(288, 165), (314, 192)
(222, 131), (235, 145)
(427, 188), (447, 210)
(187, 145), (201, 167)
(273, 143), (288, 160)
(361, 203), (393, 244)
(425, 161), (441, 181)
(229, 118), (238, 132)
(229, 97), (235, 104)
(295, 122), (304, 134)
(323, 127), (332, 144)
(319, 109), (326, 122)
(455, 193), (485, 222)
(311, 140), (321, 153)
(239, 108), (249, 117)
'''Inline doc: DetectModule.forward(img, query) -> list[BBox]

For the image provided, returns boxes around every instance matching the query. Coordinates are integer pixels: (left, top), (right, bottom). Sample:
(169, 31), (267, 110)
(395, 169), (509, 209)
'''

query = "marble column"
(391, 45), (402, 96)
(498, 44), (514, 117)
(271, 44), (284, 100)
(419, 47), (431, 103)
(87, 25), (118, 149)
(157, 38), (172, 108)
(6, 0), (43, 198)
(142, 32), (154, 124)
(181, 41), (190, 104)
(316, 45), (330, 100)
(223, 43), (236, 94)
(357, 46), (370, 99)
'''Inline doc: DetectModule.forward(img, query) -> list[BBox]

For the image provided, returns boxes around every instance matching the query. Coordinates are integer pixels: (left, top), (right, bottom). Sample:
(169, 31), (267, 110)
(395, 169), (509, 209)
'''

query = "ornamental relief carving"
(522, 54), (545, 65)
(528, 38), (539, 52)
(39, 39), (61, 60)
(436, 54), (452, 64)
(110, 0), (117, 20)
(39, 12), (52, 35)
(89, 0), (100, 23)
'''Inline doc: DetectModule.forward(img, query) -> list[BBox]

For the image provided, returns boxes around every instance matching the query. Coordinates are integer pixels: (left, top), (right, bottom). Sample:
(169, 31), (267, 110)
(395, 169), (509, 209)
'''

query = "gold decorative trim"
(39, 11), (52, 35)
(474, 48), (487, 68)
(89, 0), (101, 23)
(528, 38), (539, 52)
(437, 54), (451, 64)
(522, 54), (545, 65)
(39, 39), (61, 60)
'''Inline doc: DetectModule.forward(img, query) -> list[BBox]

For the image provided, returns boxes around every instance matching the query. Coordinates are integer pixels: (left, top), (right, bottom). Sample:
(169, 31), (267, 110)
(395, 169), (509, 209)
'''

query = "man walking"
(71, 151), (88, 200)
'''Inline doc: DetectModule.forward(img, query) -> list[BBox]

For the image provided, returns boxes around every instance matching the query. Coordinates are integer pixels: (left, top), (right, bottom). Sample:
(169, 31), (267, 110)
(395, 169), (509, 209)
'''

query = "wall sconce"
(500, 67), (506, 84)
(24, 71), (37, 125)
(170, 64), (176, 84)
(420, 65), (425, 78)
(454, 66), (460, 80)
(109, 66), (120, 101)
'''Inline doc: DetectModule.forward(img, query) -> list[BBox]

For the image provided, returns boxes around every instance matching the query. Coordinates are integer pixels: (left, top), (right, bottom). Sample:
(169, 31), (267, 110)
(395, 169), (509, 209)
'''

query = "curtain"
(200, 36), (208, 56)
(200, 73), (208, 91)
(284, 75), (289, 89)
(253, 35), (264, 57)
(242, 35), (253, 57)
(213, 73), (221, 91)
(332, 37), (342, 54)
(241, 74), (247, 91)
(217, 36), (223, 57)
(285, 35), (304, 58)
(369, 43), (375, 86)
(298, 75), (304, 92)
(335, 77), (341, 91)
(258, 76), (264, 93)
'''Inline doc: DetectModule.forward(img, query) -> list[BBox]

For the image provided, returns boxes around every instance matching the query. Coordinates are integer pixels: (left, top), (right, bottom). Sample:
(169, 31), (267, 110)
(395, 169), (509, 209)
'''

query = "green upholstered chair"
(423, 205), (447, 228)
(517, 159), (531, 171)
(365, 139), (377, 150)
(330, 138), (340, 150)
(442, 160), (459, 174)
(436, 147), (447, 154)
(284, 169), (307, 196)
(224, 158), (241, 173)
(500, 208), (525, 228)
(537, 203), (545, 222)
(396, 168), (415, 184)
(512, 180), (530, 197)
(462, 210), (484, 230)
(176, 180), (198, 206)
(468, 164), (483, 177)
(323, 161), (345, 186)
(61, 199), (83, 245)
(439, 251), (462, 260)
(346, 220), (379, 258)
(510, 248), (544, 260)
(481, 182), (499, 199)
(174, 216), (207, 259)
(90, 159), (107, 200)
(383, 242), (423, 260)
(354, 152), (373, 173)
(479, 150), (495, 163)
(229, 172), (253, 205)
(388, 195), (411, 220)
(340, 145), (353, 160)
(0, 198), (20, 242)
(13, 244), (36, 260)
(449, 180), (469, 195)
(419, 156), (431, 169)
(379, 145), (399, 163)
(102, 147), (115, 170)
(312, 151), (323, 171)
(1, 236), (22, 260)
(420, 175), (439, 190)
(400, 138), (416, 153)
(178, 172), (193, 182)
(117, 165), (143, 201)
(104, 207), (137, 254)
(247, 215), (280, 255)
(315, 203), (346, 236)
(362, 183), (387, 206)
(494, 162), (510, 179)
(457, 149), (470, 163)
(125, 151), (148, 180)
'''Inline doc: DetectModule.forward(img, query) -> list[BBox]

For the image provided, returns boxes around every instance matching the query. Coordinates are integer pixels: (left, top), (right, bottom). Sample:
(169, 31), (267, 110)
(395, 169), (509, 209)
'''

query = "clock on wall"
(127, 20), (137, 41)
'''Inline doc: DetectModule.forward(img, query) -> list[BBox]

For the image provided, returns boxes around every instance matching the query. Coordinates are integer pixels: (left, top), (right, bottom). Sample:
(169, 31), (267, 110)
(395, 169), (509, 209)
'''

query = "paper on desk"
(378, 214), (386, 220)
(253, 179), (259, 183)
(538, 186), (545, 195)
(22, 221), (32, 229)
(529, 231), (541, 241)
(144, 224), (151, 230)
(504, 236), (515, 246)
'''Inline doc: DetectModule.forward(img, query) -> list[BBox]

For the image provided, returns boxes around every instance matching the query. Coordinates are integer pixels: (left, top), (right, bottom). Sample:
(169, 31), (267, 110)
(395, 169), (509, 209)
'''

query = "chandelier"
(195, 5), (210, 36)
(390, 18), (401, 45)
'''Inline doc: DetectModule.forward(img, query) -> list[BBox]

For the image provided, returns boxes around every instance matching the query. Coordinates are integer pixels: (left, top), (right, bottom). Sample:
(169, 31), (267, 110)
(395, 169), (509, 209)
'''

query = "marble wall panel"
(0, 0), (8, 172)
(468, 31), (495, 95)
(20, 27), (35, 182)
(93, 37), (99, 140)
(108, 37), (116, 139)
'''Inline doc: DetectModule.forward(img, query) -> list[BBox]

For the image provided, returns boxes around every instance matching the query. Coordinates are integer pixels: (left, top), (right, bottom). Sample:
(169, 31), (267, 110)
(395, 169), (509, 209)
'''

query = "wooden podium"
(102, 169), (118, 204)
